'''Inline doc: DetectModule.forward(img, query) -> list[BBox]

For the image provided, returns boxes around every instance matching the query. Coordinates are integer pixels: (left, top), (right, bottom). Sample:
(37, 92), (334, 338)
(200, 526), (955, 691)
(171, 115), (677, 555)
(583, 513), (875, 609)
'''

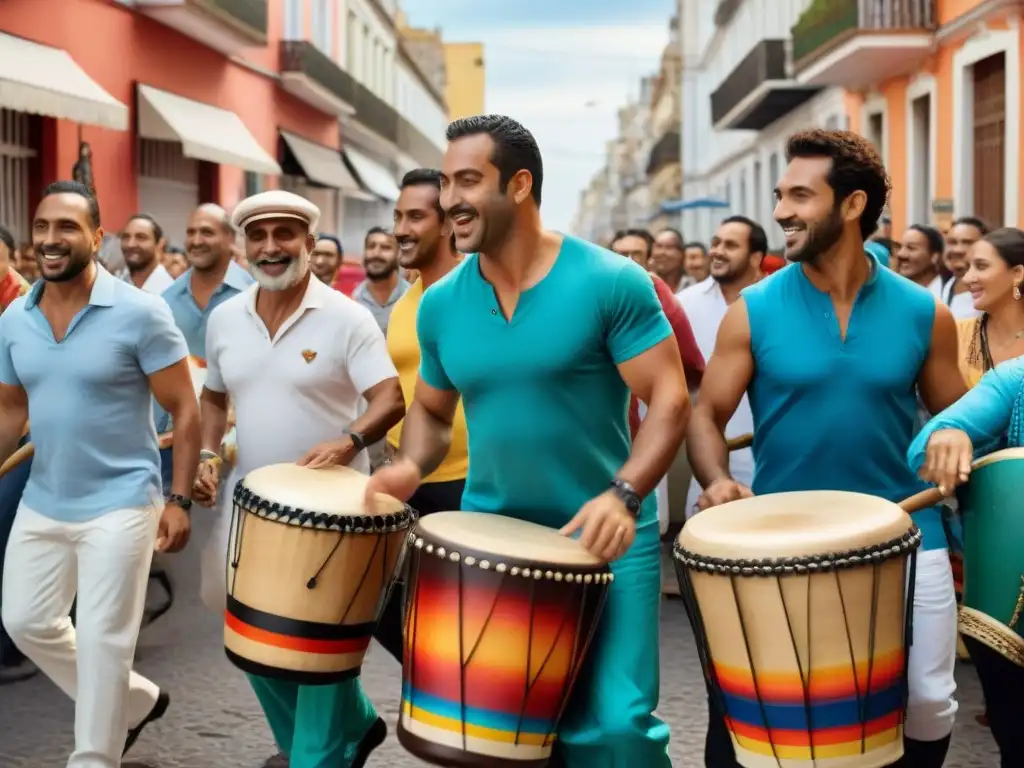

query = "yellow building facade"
(444, 42), (486, 119)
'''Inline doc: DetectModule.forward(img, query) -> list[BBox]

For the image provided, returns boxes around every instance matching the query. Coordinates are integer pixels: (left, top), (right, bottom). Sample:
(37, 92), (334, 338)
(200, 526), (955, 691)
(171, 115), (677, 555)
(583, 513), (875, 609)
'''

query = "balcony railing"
(792, 0), (934, 67)
(204, 0), (267, 40)
(711, 40), (787, 127)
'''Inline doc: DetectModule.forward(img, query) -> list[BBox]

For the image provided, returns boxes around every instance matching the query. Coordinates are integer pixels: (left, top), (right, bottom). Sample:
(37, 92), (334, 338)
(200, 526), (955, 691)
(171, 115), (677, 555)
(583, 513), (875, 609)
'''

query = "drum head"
(416, 511), (604, 567)
(973, 446), (1024, 470)
(679, 491), (913, 560)
(241, 463), (405, 517)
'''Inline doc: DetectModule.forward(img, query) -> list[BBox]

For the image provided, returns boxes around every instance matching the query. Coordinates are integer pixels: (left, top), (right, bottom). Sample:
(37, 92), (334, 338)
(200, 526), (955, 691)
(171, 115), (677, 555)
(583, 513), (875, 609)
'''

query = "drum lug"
(1009, 575), (1024, 630)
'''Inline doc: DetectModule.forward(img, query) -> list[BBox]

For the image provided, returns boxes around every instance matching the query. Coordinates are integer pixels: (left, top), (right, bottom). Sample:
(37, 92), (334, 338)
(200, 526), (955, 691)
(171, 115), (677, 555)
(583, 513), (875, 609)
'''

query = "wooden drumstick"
(726, 433), (753, 451)
(0, 443), (34, 480)
(899, 487), (950, 514)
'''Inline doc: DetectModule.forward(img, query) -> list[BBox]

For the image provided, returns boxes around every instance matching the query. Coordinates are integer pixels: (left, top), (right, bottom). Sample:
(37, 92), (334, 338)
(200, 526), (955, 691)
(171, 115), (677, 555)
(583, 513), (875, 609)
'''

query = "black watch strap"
(344, 428), (366, 452)
(610, 478), (642, 517)
(166, 493), (193, 512)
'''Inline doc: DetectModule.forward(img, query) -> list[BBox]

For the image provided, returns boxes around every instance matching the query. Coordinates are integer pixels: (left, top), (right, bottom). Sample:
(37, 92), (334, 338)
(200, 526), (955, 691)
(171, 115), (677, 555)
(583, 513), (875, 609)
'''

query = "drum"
(398, 512), (613, 768)
(674, 491), (921, 768)
(960, 447), (1024, 666)
(224, 463), (412, 683)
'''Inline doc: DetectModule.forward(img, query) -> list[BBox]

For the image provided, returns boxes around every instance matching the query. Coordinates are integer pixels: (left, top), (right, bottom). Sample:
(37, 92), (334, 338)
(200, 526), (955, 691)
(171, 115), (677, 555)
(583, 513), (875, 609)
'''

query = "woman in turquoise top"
(909, 357), (1024, 767)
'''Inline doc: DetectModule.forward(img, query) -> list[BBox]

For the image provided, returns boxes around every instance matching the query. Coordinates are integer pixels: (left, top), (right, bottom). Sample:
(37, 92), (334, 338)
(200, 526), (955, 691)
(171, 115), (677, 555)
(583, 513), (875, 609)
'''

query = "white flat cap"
(232, 190), (320, 233)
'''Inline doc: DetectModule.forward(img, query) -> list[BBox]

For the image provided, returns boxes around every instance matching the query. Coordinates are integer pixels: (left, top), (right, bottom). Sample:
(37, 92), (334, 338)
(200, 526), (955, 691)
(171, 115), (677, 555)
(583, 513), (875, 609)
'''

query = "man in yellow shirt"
(374, 168), (468, 661)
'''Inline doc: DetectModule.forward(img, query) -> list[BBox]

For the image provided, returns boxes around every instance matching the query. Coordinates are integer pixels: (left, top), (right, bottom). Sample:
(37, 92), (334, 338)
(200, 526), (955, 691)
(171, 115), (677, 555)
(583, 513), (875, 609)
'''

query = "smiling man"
(367, 115), (689, 768)
(686, 130), (966, 768)
(352, 226), (408, 333)
(193, 190), (403, 768)
(0, 180), (199, 766)
(120, 213), (174, 295)
(310, 234), (344, 286)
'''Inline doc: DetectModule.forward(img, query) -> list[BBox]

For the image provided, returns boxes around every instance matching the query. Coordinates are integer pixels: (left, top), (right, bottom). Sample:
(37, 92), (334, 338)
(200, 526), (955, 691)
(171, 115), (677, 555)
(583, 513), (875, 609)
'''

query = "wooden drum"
(674, 491), (921, 768)
(225, 463), (412, 683)
(399, 512), (613, 768)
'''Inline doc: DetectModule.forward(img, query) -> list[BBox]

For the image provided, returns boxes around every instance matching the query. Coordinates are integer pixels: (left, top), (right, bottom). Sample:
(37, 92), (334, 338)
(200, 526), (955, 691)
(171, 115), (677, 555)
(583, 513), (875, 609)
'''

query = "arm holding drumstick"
(687, 301), (756, 510)
(906, 359), (1023, 502)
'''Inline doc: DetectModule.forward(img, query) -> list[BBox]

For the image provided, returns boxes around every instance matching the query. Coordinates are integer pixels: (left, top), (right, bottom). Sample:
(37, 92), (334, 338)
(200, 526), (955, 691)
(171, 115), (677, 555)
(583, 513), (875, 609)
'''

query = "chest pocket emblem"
(301, 349), (317, 363)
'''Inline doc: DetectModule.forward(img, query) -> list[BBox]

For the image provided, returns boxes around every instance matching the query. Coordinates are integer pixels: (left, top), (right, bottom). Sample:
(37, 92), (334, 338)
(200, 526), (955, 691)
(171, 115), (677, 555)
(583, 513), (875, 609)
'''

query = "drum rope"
(457, 559), (468, 752)
(404, 552), (423, 720)
(227, 500), (246, 593)
(833, 568), (865, 760)
(1007, 576), (1024, 630)
(674, 565), (727, 718)
(513, 579), (538, 747)
(776, 577), (816, 764)
(729, 573), (782, 767)
(899, 552), (919, 722)
(860, 563), (882, 755)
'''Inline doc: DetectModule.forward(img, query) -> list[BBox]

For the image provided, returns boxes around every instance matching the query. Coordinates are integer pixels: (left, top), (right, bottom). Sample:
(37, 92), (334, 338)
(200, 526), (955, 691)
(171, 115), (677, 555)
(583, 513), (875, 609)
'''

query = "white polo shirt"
(677, 276), (755, 516)
(125, 264), (175, 295)
(204, 274), (397, 480)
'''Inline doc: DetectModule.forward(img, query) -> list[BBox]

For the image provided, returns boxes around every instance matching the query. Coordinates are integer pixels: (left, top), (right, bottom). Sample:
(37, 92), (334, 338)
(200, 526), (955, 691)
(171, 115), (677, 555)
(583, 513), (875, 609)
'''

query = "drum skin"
(675, 491), (920, 768)
(961, 448), (1024, 666)
(224, 463), (411, 684)
(399, 512), (612, 768)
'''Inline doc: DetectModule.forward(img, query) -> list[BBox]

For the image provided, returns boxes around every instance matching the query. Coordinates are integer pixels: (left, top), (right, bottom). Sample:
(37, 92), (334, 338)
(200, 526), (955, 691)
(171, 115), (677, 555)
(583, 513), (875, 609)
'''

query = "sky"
(400, 0), (675, 231)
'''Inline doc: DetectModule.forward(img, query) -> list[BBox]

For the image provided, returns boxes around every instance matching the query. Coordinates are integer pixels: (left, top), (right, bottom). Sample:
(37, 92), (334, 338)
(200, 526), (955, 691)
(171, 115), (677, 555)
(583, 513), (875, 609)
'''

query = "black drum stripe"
(226, 595), (376, 641)
(224, 648), (361, 686)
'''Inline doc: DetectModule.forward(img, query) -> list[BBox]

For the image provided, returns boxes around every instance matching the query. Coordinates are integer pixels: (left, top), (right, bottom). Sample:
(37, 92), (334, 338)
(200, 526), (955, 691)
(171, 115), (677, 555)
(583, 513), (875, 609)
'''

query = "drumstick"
(899, 487), (949, 514)
(0, 443), (34, 480)
(726, 433), (753, 451)
(158, 432), (173, 450)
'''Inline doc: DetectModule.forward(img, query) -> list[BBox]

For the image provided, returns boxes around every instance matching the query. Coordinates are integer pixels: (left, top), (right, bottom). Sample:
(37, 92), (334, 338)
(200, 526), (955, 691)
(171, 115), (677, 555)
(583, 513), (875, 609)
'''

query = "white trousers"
(905, 548), (958, 741)
(2, 504), (162, 768)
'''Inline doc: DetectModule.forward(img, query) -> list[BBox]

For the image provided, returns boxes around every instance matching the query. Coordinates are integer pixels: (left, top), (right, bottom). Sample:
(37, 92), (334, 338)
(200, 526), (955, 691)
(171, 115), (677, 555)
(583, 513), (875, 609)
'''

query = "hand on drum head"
(696, 477), (754, 511)
(297, 438), (358, 469)
(192, 459), (220, 507)
(560, 490), (637, 562)
(364, 456), (422, 512)
(919, 428), (973, 496)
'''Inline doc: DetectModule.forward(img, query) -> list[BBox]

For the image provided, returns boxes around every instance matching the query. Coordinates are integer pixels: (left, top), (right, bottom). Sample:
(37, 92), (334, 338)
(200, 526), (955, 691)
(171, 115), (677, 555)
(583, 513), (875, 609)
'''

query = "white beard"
(250, 249), (309, 291)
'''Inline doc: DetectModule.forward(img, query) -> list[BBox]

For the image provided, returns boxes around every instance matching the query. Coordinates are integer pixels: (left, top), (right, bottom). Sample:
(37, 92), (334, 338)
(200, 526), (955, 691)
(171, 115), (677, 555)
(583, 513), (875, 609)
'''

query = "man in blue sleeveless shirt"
(687, 130), (966, 768)
(366, 115), (690, 768)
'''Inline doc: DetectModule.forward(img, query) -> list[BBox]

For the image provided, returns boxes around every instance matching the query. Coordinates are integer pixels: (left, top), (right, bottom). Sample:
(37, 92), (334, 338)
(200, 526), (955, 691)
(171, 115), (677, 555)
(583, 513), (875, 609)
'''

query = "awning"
(0, 32), (128, 130)
(344, 148), (401, 202)
(660, 197), (730, 213)
(280, 130), (361, 193)
(137, 84), (280, 175)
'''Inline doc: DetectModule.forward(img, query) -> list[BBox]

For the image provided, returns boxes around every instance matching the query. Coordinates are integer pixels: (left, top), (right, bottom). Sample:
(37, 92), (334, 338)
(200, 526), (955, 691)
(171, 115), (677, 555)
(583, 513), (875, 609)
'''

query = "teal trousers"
(553, 520), (672, 767)
(247, 674), (377, 768)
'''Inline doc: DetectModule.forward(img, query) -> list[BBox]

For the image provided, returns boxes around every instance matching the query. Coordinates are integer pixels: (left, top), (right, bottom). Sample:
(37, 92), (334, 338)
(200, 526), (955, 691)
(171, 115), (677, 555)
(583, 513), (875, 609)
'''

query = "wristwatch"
(166, 493), (193, 512)
(610, 478), (642, 517)
(343, 428), (366, 452)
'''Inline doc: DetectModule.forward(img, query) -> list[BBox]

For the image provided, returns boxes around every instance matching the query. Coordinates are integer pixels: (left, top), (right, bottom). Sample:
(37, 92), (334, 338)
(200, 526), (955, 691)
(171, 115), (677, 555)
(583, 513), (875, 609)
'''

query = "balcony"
(792, 0), (935, 91)
(711, 40), (819, 131)
(133, 0), (267, 56)
(646, 130), (681, 177)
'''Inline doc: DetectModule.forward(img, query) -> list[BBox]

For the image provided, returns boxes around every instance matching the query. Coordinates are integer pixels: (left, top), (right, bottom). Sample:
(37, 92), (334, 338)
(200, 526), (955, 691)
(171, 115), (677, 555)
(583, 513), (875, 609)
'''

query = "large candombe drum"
(399, 512), (613, 768)
(224, 463), (412, 683)
(674, 491), (921, 768)
(960, 447), (1024, 666)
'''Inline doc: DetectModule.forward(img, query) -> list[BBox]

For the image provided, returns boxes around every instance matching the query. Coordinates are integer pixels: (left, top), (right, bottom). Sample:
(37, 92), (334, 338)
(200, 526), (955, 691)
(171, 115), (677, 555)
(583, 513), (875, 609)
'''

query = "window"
(346, 12), (358, 72)
(244, 172), (262, 198)
(283, 0), (301, 40)
(310, 0), (333, 56)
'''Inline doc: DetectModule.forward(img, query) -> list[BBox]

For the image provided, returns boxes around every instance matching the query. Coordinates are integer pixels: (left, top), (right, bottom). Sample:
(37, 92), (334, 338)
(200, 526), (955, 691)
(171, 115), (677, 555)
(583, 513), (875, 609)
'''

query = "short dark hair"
(364, 226), (393, 246)
(400, 168), (444, 217)
(316, 233), (344, 255)
(683, 241), (706, 254)
(785, 129), (890, 240)
(908, 224), (945, 255)
(445, 114), (544, 206)
(720, 215), (768, 256)
(953, 216), (990, 235)
(41, 180), (101, 229)
(611, 228), (654, 257)
(125, 212), (164, 243)
(656, 227), (684, 250)
(0, 225), (14, 255)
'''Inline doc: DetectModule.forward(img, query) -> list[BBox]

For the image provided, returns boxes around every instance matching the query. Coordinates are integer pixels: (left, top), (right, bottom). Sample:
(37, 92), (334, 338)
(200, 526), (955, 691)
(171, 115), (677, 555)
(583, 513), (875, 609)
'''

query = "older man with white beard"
(192, 190), (405, 768)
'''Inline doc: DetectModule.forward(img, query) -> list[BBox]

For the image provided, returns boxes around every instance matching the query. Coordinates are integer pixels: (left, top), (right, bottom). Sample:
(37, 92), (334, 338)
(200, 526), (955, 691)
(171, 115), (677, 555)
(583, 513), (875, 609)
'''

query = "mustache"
(448, 204), (478, 219)
(37, 244), (70, 257)
(253, 252), (293, 265)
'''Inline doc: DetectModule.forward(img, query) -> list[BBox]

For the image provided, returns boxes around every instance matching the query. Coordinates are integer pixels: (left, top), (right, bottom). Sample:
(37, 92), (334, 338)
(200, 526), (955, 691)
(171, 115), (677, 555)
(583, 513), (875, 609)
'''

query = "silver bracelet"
(199, 449), (221, 462)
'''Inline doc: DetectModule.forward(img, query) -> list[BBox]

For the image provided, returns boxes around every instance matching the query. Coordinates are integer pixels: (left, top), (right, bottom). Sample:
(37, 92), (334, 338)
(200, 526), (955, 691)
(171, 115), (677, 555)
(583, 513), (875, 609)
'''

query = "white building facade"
(678, 0), (850, 250)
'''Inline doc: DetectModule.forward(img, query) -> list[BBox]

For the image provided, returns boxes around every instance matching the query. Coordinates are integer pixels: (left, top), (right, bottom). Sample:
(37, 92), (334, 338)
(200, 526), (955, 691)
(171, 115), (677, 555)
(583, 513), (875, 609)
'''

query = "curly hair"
(785, 129), (890, 241)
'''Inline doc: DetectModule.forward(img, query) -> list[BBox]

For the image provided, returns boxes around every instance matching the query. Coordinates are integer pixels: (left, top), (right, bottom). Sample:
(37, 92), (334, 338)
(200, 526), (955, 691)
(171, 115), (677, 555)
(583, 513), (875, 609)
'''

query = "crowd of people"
(0, 114), (1021, 768)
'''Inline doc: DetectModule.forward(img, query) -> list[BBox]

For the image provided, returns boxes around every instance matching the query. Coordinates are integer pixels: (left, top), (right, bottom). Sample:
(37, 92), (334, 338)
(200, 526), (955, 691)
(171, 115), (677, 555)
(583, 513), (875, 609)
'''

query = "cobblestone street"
(0, 515), (998, 767)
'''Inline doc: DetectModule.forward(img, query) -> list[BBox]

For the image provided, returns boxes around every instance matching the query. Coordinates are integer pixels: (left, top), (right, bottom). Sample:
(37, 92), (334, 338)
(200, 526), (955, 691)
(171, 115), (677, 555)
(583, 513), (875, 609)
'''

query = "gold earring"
(1015, 284), (1022, 301)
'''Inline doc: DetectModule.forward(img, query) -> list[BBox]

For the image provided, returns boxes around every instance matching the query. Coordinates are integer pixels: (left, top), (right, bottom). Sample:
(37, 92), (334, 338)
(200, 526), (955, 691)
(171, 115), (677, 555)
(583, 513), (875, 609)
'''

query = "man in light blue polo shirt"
(155, 203), (253, 490)
(687, 130), (967, 768)
(367, 115), (690, 768)
(0, 181), (201, 767)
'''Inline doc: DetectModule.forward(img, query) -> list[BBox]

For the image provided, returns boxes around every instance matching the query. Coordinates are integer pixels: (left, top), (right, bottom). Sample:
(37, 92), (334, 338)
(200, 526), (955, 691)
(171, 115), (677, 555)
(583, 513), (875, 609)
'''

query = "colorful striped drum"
(399, 512), (612, 767)
(960, 447), (1024, 666)
(224, 463), (412, 683)
(675, 491), (921, 768)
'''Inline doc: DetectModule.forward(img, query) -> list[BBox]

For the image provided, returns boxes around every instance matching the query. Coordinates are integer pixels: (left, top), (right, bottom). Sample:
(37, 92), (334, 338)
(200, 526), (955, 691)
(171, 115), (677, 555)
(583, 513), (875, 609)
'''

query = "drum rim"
(972, 446), (1024, 470)
(407, 529), (614, 584)
(959, 606), (1024, 667)
(233, 481), (414, 533)
(672, 524), (921, 576)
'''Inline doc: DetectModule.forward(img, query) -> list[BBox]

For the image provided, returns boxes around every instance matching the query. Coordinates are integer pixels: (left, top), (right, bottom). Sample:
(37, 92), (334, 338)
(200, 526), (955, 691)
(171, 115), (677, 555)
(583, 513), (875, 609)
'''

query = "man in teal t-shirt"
(687, 129), (966, 768)
(367, 115), (690, 768)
